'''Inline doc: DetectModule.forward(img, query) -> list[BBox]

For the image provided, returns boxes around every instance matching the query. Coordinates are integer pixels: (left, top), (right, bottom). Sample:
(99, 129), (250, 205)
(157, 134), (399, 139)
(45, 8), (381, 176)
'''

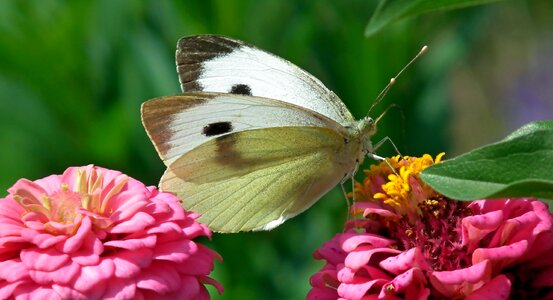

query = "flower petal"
(110, 212), (156, 234)
(0, 259), (29, 281)
(136, 262), (181, 293)
(380, 248), (430, 274)
(20, 248), (69, 272)
(467, 275), (511, 300)
(429, 260), (492, 298)
(72, 259), (114, 292)
(110, 248), (153, 278)
(104, 234), (157, 250)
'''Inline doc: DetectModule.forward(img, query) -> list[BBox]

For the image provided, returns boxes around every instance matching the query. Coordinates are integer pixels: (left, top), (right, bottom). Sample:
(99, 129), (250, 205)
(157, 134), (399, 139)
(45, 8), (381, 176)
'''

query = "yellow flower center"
(356, 153), (445, 217)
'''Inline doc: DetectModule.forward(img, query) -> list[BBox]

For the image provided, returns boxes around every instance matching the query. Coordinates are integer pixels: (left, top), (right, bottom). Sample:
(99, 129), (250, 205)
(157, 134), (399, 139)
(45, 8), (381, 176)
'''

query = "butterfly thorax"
(357, 116), (377, 158)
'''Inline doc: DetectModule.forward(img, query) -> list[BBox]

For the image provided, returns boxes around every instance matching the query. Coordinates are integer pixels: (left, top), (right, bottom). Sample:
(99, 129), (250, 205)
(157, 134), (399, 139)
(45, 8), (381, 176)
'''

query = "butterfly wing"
(141, 92), (346, 166)
(176, 35), (355, 125)
(161, 126), (359, 232)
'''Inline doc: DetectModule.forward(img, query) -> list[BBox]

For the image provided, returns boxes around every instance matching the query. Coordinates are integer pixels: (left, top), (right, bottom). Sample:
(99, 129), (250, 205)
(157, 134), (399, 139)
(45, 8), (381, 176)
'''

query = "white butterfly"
(141, 35), (386, 233)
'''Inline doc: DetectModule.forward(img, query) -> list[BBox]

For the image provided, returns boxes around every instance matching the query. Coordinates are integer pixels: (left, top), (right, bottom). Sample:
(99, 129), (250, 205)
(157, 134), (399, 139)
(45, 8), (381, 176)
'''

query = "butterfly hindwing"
(176, 35), (355, 125)
(160, 126), (357, 232)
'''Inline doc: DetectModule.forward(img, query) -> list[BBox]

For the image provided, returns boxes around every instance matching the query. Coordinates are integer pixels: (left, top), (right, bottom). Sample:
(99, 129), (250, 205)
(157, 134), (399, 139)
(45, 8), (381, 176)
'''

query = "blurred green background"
(1, 1), (552, 299)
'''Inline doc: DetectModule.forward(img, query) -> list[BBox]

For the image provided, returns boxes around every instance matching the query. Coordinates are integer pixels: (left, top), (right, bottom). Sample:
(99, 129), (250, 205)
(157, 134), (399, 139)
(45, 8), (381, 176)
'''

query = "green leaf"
(420, 120), (553, 200)
(366, 0), (505, 37)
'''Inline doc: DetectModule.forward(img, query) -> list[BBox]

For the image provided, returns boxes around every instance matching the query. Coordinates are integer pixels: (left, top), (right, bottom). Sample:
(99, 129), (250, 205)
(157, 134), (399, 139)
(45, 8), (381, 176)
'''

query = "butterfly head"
(360, 116), (377, 136)
(354, 116), (377, 157)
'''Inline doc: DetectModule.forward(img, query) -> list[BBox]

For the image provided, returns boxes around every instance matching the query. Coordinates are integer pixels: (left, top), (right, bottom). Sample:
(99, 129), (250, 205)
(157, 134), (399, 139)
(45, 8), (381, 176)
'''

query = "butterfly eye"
(366, 117), (377, 135)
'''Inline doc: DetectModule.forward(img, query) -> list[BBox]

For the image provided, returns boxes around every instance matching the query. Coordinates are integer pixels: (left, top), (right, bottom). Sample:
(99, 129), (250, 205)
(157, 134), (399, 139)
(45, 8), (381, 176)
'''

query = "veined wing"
(141, 92), (346, 166)
(161, 126), (358, 232)
(176, 35), (355, 125)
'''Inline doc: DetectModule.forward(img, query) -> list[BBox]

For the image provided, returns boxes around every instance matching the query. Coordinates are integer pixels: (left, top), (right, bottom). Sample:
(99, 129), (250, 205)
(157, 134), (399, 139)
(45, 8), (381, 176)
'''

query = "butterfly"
(141, 35), (388, 233)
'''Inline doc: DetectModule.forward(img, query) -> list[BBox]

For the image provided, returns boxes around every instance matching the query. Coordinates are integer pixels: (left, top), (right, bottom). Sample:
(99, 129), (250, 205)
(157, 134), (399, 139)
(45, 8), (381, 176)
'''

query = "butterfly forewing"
(161, 126), (358, 232)
(176, 35), (355, 126)
(141, 92), (347, 166)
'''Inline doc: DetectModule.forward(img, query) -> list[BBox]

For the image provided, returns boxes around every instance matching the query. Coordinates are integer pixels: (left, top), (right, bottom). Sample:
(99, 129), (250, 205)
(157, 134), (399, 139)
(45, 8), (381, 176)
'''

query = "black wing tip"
(176, 35), (243, 56)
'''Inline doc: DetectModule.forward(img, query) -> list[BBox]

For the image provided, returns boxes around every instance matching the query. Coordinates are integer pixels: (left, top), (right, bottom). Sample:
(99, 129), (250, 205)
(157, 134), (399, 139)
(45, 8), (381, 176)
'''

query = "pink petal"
(337, 264), (390, 284)
(72, 259), (114, 292)
(110, 212), (155, 233)
(314, 237), (346, 265)
(108, 194), (149, 222)
(380, 248), (430, 274)
(19, 230), (67, 248)
(136, 263), (181, 293)
(59, 216), (92, 253)
(380, 268), (428, 300)
(0, 222), (24, 237)
(34, 174), (65, 194)
(175, 250), (218, 276)
(7, 178), (48, 204)
(104, 234), (157, 250)
(472, 240), (528, 268)
(146, 222), (182, 235)
(0, 259), (29, 281)
(26, 287), (64, 300)
(69, 234), (103, 266)
(429, 260), (492, 298)
(487, 211), (540, 247)
(353, 201), (397, 218)
(172, 275), (201, 299)
(199, 275), (224, 295)
(345, 247), (400, 270)
(111, 247), (153, 278)
(340, 232), (395, 252)
(462, 210), (503, 251)
(102, 277), (137, 300)
(20, 248), (69, 272)
(336, 264), (356, 283)
(0, 281), (24, 299)
(29, 260), (80, 285)
(467, 275), (511, 300)
(0, 198), (25, 220)
(153, 240), (196, 263)
(51, 284), (88, 300)
(337, 278), (381, 300)
(181, 220), (211, 239)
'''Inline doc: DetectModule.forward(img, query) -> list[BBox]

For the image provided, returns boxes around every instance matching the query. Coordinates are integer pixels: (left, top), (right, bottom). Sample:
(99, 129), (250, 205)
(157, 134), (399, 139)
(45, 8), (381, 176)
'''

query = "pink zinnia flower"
(0, 165), (222, 299)
(308, 154), (553, 299)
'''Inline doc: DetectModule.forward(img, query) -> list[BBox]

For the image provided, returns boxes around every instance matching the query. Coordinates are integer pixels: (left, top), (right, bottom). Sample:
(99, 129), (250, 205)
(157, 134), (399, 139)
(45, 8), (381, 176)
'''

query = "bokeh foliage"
(1, 1), (552, 299)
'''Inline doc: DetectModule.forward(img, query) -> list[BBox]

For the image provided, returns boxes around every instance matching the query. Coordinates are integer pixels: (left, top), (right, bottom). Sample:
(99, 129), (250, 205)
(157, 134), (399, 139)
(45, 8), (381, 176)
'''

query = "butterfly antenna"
(367, 45), (428, 115)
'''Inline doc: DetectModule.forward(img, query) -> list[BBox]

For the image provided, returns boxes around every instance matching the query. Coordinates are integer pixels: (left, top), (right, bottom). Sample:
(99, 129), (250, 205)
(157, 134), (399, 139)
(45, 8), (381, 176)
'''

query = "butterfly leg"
(370, 136), (404, 175)
(373, 136), (403, 158)
(340, 162), (360, 226)
(367, 151), (399, 176)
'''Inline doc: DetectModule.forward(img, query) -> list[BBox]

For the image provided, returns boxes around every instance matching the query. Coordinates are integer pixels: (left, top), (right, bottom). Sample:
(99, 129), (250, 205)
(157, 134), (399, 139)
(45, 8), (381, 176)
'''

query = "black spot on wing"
(203, 122), (233, 137)
(229, 84), (252, 96)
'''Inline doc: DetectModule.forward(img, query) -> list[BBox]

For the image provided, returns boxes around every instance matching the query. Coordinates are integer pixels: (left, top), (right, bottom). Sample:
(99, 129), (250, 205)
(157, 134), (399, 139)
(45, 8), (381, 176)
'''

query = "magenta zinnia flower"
(308, 154), (553, 299)
(0, 165), (222, 299)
